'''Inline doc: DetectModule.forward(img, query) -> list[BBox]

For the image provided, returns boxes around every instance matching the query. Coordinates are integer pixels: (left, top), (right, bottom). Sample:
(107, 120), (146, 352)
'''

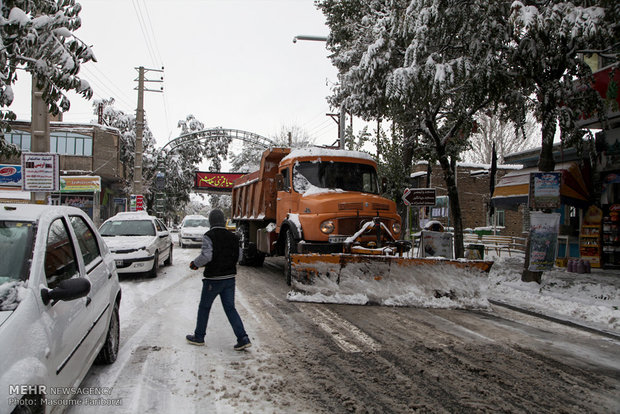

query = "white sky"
(9, 0), (342, 150)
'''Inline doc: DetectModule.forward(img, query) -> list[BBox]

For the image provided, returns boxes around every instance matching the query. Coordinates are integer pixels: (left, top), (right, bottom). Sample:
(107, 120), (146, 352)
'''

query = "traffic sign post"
(402, 188), (436, 207)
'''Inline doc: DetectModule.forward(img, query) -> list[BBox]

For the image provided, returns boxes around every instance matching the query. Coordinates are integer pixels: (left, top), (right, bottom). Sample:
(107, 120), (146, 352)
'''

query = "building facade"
(409, 162), (524, 236)
(0, 120), (126, 225)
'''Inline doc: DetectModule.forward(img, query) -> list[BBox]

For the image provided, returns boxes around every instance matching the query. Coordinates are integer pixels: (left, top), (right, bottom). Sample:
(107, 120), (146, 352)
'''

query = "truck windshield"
(293, 161), (380, 194)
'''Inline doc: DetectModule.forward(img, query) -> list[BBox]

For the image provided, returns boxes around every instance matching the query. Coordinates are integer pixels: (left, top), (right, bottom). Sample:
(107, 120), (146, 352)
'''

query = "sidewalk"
(487, 254), (620, 335)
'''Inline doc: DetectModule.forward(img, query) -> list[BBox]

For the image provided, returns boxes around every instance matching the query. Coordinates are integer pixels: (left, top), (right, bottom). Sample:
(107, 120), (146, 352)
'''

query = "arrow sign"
(402, 188), (436, 206)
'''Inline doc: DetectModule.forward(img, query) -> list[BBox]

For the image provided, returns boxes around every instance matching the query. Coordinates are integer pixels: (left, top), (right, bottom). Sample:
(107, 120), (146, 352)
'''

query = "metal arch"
(159, 127), (277, 154)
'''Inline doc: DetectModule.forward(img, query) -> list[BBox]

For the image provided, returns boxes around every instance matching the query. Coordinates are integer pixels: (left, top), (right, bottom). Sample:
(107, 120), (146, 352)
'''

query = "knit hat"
(208, 209), (226, 227)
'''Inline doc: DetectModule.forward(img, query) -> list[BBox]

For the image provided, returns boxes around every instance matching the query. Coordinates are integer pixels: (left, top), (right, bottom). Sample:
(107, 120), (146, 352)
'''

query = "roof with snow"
(282, 147), (374, 162)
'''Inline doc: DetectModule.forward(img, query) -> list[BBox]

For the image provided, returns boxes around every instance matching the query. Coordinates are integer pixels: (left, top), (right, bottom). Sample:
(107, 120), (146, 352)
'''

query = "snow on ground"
(288, 248), (620, 335)
(488, 254), (620, 334)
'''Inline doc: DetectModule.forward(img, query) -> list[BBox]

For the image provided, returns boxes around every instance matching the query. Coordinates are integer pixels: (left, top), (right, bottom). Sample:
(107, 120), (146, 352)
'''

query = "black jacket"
(203, 227), (239, 279)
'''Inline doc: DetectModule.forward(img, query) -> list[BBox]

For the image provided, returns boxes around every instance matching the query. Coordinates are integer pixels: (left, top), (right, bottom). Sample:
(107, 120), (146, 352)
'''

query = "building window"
(493, 210), (505, 227)
(50, 131), (93, 156)
(431, 196), (449, 218)
(4, 130), (31, 151)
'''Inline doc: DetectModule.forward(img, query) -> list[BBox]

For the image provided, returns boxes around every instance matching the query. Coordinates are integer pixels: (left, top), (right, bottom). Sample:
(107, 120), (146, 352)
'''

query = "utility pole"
(30, 76), (51, 204)
(133, 66), (163, 197)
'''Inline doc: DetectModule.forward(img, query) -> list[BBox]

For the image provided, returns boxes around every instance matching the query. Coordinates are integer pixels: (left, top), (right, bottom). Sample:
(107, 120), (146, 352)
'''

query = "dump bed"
(232, 147), (290, 221)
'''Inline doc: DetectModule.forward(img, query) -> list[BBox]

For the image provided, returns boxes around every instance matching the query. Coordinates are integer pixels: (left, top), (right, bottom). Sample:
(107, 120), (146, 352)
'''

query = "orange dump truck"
(231, 147), (492, 305)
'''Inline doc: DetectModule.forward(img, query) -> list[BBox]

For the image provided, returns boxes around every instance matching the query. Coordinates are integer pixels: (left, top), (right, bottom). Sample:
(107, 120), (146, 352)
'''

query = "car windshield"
(183, 219), (209, 228)
(99, 219), (156, 236)
(0, 221), (34, 308)
(293, 161), (380, 194)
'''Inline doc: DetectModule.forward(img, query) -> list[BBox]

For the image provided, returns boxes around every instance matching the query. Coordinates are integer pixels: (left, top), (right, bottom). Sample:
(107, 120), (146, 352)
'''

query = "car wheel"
(148, 251), (159, 278)
(95, 302), (120, 365)
(164, 244), (173, 266)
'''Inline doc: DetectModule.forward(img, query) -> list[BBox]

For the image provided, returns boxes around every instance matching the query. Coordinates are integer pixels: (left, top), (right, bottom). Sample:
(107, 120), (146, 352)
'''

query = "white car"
(178, 214), (210, 248)
(99, 211), (173, 278)
(0, 204), (121, 412)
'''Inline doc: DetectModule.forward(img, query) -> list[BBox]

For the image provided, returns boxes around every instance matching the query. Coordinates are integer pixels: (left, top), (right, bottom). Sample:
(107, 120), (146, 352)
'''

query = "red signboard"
(194, 172), (245, 192)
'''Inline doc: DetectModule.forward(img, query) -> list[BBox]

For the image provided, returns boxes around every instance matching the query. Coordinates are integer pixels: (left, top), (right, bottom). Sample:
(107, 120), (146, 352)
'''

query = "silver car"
(99, 211), (173, 278)
(0, 204), (121, 412)
(178, 214), (209, 248)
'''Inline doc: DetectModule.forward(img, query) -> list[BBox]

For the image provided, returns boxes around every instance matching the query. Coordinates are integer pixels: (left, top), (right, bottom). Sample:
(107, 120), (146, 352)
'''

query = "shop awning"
(491, 162), (590, 208)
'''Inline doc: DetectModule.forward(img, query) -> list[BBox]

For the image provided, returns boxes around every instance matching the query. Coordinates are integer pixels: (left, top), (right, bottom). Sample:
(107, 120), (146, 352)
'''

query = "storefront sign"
(59, 176), (101, 192)
(529, 172), (561, 210)
(21, 153), (59, 191)
(402, 188), (436, 206)
(528, 212), (560, 271)
(0, 164), (22, 187)
(195, 172), (245, 192)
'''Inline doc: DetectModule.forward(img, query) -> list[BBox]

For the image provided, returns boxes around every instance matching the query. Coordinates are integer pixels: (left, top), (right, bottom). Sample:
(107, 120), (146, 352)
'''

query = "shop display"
(602, 204), (620, 268)
(579, 205), (602, 268)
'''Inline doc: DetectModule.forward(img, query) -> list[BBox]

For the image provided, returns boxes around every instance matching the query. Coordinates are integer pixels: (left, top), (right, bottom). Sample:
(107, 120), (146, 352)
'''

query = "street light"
(292, 35), (328, 43)
(293, 34), (345, 149)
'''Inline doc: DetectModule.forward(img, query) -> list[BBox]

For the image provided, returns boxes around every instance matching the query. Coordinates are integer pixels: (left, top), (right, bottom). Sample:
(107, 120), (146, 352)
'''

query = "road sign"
(402, 188), (436, 206)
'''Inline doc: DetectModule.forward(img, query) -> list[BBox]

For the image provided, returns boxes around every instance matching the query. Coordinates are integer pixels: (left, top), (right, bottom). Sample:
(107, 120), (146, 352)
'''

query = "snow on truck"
(231, 147), (493, 306)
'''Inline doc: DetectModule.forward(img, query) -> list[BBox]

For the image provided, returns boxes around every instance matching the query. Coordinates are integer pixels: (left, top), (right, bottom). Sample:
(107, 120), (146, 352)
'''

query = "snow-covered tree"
(229, 124), (314, 173)
(319, 0), (514, 257)
(507, 1), (616, 174)
(94, 98), (156, 191)
(463, 114), (538, 164)
(1, 0), (95, 157)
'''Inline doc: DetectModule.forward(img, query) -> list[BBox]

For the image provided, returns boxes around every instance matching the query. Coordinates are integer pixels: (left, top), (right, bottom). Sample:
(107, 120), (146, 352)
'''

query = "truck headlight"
(392, 223), (401, 234)
(320, 220), (335, 234)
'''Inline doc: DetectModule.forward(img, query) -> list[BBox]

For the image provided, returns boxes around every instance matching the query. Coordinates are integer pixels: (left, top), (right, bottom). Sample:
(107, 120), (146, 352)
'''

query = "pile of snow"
(0, 280), (27, 311)
(288, 256), (490, 309)
(488, 256), (620, 333)
(286, 252), (620, 334)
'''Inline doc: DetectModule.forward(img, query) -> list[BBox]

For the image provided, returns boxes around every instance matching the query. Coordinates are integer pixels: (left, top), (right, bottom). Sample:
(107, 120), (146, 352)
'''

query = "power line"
(131, 0), (159, 67)
(139, 0), (164, 64)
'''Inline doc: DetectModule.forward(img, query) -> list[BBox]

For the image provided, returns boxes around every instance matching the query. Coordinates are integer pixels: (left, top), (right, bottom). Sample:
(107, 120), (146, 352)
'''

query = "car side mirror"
(381, 177), (388, 193)
(275, 173), (284, 191)
(41, 278), (91, 306)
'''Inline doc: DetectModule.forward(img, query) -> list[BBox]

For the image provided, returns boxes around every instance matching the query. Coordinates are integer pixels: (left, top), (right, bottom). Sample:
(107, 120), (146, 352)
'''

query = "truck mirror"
(275, 173), (284, 191)
(381, 177), (388, 193)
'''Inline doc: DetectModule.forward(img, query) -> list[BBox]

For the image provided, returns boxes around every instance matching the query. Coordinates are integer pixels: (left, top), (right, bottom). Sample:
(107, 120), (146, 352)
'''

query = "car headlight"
(320, 220), (335, 234)
(392, 222), (401, 234)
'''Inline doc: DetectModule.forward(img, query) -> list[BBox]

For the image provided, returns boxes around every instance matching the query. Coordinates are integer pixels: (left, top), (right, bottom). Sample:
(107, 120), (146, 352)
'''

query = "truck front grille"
(337, 217), (391, 235)
(338, 202), (363, 211)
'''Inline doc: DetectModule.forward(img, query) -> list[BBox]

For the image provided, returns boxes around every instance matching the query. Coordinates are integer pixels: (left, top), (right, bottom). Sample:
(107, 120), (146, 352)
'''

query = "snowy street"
(66, 244), (620, 413)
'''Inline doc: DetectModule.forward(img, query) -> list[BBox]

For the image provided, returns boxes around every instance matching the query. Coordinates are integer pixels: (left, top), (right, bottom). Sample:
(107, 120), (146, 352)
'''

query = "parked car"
(0, 204), (121, 412)
(178, 214), (209, 248)
(99, 211), (173, 278)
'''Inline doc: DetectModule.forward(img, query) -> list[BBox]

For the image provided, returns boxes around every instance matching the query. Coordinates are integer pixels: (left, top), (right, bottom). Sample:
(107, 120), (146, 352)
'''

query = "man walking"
(186, 209), (251, 351)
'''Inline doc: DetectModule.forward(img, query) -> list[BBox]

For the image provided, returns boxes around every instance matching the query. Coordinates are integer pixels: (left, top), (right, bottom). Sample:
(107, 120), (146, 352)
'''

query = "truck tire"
(238, 225), (265, 267)
(284, 229), (296, 286)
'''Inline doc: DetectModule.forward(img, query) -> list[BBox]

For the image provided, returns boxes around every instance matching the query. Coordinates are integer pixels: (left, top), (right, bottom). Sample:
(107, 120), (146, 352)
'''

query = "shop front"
(597, 128), (620, 268)
(50, 175), (101, 223)
(491, 160), (592, 266)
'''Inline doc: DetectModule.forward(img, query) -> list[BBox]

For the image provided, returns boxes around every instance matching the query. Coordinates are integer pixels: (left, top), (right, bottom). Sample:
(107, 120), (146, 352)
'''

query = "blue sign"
(0, 164), (22, 187)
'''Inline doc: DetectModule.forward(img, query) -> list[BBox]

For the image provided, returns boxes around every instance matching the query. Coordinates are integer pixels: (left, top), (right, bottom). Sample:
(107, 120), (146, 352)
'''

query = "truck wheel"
(284, 230), (296, 286)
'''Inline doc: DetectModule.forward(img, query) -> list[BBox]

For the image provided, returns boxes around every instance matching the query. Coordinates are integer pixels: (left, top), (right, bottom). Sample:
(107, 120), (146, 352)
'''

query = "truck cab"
(232, 147), (403, 274)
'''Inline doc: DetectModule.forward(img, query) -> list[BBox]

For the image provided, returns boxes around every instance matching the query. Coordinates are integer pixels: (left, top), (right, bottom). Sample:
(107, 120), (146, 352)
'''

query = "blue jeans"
(194, 277), (248, 341)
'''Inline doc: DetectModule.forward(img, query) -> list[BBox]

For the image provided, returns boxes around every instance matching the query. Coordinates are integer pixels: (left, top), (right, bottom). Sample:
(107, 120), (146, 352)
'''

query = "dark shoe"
(186, 334), (205, 346)
(234, 336), (251, 351)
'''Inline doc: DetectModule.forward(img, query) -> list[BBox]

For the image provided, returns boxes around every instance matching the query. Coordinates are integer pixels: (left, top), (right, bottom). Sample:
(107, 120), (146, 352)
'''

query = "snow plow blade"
(287, 254), (493, 308)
